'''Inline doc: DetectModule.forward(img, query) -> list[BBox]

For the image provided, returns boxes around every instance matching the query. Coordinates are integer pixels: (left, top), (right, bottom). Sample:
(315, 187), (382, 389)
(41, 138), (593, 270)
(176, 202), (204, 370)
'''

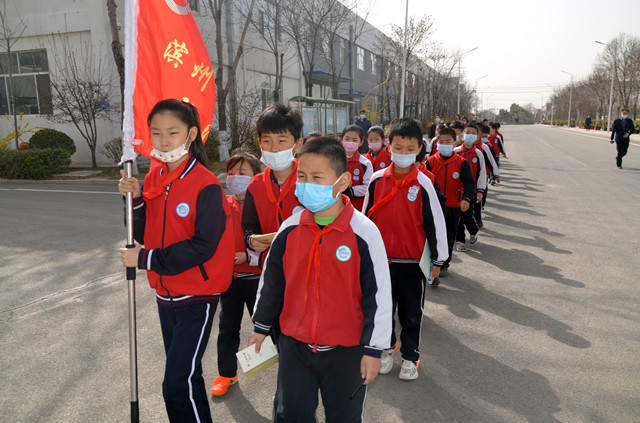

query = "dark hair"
(341, 124), (364, 141)
(368, 126), (385, 140)
(226, 151), (262, 175)
(477, 123), (490, 135)
(438, 127), (457, 141)
(297, 136), (347, 176)
(450, 120), (465, 130)
(359, 109), (366, 114)
(256, 103), (303, 140)
(490, 122), (500, 130)
(416, 138), (428, 163)
(389, 118), (423, 144)
(622, 107), (630, 112)
(464, 123), (479, 133)
(303, 130), (323, 144)
(148, 99), (209, 167)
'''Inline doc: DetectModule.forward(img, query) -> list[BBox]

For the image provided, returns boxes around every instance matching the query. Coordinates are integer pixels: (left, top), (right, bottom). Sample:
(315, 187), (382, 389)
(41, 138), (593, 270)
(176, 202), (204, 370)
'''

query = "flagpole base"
(131, 401), (139, 423)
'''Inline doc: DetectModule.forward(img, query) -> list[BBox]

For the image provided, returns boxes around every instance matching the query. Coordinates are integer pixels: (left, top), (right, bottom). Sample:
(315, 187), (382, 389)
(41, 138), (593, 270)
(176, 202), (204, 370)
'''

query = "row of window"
(0, 50), (52, 115)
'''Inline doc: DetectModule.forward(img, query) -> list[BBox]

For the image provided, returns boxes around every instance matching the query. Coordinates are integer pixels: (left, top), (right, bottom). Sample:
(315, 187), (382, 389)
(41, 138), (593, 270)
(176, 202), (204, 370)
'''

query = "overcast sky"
(367, 0), (640, 112)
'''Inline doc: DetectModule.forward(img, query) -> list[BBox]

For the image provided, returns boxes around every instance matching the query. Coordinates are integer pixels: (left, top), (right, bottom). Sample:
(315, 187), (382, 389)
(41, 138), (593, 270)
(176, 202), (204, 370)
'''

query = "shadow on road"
(426, 275), (590, 349)
(480, 227), (572, 255)
(377, 315), (563, 423)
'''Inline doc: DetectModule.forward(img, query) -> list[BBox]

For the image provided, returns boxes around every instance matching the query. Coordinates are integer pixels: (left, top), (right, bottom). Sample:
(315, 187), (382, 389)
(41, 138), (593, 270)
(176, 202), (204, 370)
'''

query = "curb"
(0, 178), (117, 186)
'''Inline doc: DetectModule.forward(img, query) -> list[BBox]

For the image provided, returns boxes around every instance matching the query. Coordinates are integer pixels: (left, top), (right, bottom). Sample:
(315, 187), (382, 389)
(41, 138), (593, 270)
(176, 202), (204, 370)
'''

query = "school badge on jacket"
(407, 185), (419, 202)
(176, 202), (190, 217)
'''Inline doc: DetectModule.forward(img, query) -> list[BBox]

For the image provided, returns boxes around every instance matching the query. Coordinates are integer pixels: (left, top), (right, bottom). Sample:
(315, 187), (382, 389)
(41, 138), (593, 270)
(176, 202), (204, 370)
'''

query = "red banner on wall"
(124, 0), (215, 159)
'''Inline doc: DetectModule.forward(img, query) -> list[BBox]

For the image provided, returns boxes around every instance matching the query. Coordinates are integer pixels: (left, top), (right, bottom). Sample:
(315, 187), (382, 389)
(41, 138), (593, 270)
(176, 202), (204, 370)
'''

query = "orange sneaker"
(210, 375), (238, 396)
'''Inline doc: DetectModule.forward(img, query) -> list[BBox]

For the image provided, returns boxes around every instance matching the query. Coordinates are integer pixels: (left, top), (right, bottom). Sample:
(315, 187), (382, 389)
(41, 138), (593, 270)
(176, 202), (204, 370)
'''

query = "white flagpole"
(121, 0), (139, 421)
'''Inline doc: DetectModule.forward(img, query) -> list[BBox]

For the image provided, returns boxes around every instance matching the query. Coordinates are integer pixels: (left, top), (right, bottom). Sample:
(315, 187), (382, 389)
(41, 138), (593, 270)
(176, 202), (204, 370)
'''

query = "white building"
(1, 0), (444, 166)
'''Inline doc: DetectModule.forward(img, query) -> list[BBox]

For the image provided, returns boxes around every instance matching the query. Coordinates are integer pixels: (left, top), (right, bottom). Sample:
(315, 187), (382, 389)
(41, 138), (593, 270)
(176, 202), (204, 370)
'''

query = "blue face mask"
(391, 152), (417, 168)
(437, 144), (454, 156)
(295, 174), (344, 213)
(226, 174), (252, 196)
(481, 137), (488, 143)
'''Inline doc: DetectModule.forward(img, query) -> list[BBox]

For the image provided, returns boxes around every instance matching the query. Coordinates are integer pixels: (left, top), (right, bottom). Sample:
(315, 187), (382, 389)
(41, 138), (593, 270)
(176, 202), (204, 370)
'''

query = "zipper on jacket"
(311, 235), (323, 352)
(159, 184), (173, 304)
(443, 163), (448, 198)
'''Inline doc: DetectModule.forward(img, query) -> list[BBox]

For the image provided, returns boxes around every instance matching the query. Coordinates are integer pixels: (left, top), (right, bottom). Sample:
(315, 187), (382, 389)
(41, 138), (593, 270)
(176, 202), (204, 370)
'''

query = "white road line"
(0, 188), (119, 195)
(548, 127), (640, 147)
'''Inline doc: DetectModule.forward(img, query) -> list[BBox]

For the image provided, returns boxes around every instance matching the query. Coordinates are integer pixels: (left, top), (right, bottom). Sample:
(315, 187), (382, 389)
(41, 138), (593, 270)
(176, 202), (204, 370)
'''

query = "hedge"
(0, 148), (71, 179)
(29, 128), (77, 155)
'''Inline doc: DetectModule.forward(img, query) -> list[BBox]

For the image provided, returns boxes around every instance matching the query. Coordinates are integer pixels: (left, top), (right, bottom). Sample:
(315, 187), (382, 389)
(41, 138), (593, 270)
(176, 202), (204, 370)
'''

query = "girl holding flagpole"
(119, 99), (234, 423)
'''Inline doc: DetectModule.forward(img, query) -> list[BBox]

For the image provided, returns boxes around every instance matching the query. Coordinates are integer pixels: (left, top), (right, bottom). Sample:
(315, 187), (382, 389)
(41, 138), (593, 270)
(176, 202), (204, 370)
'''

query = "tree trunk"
(106, 0), (125, 120)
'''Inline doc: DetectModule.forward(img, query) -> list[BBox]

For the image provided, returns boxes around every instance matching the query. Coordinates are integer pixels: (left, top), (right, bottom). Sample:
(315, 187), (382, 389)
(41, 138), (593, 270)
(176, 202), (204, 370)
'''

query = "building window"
(356, 46), (364, 71)
(261, 74), (281, 110)
(259, 0), (278, 38)
(371, 53), (377, 75)
(0, 49), (53, 115)
(187, 0), (199, 13)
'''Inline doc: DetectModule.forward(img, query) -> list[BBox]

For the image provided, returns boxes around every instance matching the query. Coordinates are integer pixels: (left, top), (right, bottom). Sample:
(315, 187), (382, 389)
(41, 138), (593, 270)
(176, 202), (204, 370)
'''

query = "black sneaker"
(430, 276), (440, 287)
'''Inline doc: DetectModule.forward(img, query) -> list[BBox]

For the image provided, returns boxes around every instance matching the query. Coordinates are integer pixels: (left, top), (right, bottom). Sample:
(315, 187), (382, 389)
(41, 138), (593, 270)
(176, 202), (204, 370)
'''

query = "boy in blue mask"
(249, 137), (392, 422)
(426, 127), (475, 280)
(363, 118), (448, 380)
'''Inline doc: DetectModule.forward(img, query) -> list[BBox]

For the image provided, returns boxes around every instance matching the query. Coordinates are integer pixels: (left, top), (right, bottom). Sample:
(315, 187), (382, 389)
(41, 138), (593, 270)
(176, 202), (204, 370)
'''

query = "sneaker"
(477, 221), (484, 229)
(618, 166), (622, 169)
(210, 375), (238, 396)
(399, 359), (419, 381)
(430, 276), (440, 287)
(456, 242), (467, 252)
(469, 233), (478, 244)
(379, 341), (398, 374)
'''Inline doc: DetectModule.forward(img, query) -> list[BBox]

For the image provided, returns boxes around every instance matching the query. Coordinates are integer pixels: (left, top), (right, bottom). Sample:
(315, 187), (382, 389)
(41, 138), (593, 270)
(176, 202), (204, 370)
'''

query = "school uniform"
(427, 152), (475, 268)
(241, 162), (304, 264)
(365, 147), (392, 173)
(363, 165), (448, 363)
(252, 197), (392, 422)
(346, 152), (373, 211)
(454, 145), (486, 242)
(474, 140), (500, 222)
(216, 195), (261, 379)
(132, 155), (234, 423)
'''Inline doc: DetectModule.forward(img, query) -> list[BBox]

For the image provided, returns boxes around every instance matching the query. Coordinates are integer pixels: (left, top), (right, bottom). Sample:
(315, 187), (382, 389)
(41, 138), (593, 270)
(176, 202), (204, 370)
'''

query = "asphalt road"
(1, 124), (639, 422)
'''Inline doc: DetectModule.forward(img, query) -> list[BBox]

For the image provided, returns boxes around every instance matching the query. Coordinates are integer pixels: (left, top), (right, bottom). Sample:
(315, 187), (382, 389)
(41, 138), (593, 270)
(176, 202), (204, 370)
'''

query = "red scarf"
(264, 163), (297, 227)
(143, 157), (191, 201)
(367, 165), (419, 217)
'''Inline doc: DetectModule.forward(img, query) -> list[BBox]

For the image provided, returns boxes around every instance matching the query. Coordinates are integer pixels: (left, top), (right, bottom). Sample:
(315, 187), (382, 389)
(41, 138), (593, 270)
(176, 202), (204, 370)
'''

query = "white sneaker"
(379, 342), (398, 374)
(399, 359), (419, 380)
(456, 242), (467, 252)
(470, 233), (478, 245)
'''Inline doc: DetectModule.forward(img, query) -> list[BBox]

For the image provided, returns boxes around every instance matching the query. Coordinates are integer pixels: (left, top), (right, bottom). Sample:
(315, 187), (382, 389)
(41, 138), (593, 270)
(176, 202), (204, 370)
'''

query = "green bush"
(29, 128), (77, 155)
(0, 148), (71, 179)
(204, 131), (221, 163)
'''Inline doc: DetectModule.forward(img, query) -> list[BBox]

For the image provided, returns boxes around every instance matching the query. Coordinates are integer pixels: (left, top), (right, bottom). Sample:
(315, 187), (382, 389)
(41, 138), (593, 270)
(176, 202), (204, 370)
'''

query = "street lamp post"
(399, 0), (409, 118)
(475, 74), (488, 115)
(561, 70), (574, 127)
(596, 40), (615, 131)
(457, 47), (478, 115)
(545, 83), (555, 125)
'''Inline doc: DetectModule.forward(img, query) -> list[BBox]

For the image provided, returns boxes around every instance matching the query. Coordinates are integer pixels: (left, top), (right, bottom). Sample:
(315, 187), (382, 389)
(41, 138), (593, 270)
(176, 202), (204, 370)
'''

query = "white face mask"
(360, 114), (366, 119)
(463, 134), (477, 145)
(391, 152), (417, 168)
(622, 114), (629, 119)
(150, 133), (191, 163)
(261, 147), (295, 171)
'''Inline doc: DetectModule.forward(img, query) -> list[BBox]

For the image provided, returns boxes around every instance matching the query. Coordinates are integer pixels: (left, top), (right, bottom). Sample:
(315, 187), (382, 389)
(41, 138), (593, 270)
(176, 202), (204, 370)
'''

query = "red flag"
(123, 0), (215, 159)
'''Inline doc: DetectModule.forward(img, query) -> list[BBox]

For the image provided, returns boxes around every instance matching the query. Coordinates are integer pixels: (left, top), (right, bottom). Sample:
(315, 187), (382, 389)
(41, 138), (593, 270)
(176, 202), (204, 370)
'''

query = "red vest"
(246, 162), (303, 234)
(365, 147), (392, 172)
(427, 152), (467, 207)
(228, 196), (260, 276)
(143, 162), (234, 296)
(457, 146), (480, 184)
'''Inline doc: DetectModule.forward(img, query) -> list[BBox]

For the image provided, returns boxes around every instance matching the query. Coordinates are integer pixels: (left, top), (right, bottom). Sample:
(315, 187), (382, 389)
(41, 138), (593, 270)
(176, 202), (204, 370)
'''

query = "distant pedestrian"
(428, 114), (441, 140)
(585, 116), (592, 131)
(355, 109), (372, 141)
(610, 108), (635, 169)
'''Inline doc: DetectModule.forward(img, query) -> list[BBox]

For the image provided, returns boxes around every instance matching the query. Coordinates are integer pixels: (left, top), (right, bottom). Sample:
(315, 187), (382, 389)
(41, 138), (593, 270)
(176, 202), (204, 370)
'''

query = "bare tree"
(226, 84), (263, 152)
(48, 36), (115, 167)
(0, 2), (27, 147)
(206, 0), (256, 138)
(598, 33), (640, 116)
(280, 0), (342, 97)
(106, 0), (124, 119)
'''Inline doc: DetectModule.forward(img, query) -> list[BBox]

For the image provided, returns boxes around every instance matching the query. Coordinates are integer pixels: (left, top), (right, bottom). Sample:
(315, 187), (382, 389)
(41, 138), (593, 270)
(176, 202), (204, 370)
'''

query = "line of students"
(119, 99), (505, 422)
